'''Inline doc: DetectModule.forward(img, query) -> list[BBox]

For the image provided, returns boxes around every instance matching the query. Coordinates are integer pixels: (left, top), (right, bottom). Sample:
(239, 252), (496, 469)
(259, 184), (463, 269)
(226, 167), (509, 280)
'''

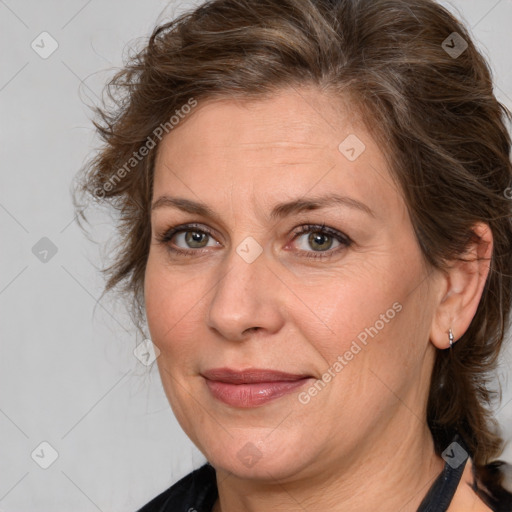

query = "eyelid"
(291, 223), (351, 244)
(156, 223), (218, 244)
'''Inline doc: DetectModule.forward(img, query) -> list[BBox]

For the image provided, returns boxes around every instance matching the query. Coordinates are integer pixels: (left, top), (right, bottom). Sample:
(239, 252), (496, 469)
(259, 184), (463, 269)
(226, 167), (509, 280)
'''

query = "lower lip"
(204, 378), (312, 408)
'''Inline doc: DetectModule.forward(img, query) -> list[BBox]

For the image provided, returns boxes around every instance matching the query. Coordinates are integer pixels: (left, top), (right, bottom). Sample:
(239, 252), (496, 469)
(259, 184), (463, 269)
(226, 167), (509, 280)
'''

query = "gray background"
(1, 1), (511, 511)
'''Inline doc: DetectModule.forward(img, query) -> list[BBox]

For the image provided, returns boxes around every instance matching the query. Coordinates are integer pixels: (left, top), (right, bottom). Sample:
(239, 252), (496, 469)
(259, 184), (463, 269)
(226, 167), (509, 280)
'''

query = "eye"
(156, 223), (220, 255)
(174, 230), (216, 249)
(290, 224), (352, 258)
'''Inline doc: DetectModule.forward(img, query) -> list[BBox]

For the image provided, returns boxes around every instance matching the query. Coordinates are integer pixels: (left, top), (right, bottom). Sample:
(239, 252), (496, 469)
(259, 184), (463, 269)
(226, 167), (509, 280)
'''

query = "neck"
(213, 418), (445, 512)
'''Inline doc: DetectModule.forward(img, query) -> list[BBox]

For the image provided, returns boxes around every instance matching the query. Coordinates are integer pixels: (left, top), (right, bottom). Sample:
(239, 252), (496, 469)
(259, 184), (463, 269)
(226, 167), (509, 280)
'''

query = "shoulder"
(472, 459), (512, 512)
(135, 463), (218, 512)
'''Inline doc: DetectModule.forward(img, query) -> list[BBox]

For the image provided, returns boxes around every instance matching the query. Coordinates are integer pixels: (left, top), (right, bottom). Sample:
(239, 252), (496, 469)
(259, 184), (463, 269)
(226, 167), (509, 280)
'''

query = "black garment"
(136, 434), (512, 512)
(136, 463), (217, 512)
(416, 433), (470, 512)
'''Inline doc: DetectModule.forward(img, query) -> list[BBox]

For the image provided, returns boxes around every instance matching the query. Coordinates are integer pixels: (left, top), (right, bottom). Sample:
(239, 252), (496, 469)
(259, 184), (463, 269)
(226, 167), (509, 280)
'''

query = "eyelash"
(155, 223), (352, 260)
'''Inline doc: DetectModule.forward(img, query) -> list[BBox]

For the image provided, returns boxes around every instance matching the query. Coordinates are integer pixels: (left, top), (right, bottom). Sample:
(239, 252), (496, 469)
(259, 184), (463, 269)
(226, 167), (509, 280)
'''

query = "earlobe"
(429, 222), (493, 350)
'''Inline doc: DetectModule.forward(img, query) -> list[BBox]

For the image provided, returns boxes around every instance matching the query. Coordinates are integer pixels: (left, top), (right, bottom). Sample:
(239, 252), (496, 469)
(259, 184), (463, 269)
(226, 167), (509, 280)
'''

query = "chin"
(202, 430), (315, 482)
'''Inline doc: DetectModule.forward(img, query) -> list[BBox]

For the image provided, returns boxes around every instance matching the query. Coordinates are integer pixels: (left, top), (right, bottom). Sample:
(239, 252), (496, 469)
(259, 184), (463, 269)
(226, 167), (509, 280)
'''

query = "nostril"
(243, 327), (261, 335)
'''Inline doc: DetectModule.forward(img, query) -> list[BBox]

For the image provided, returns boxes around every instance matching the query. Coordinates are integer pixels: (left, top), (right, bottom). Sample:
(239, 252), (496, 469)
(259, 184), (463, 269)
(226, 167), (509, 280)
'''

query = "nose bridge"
(206, 241), (283, 340)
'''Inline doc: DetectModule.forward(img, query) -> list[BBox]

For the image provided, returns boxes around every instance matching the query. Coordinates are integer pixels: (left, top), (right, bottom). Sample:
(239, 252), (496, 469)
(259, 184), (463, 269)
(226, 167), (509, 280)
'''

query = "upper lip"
(201, 368), (311, 384)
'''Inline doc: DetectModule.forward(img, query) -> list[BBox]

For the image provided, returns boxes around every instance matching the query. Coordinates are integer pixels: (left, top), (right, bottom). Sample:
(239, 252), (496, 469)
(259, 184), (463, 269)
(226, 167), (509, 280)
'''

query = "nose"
(206, 244), (285, 341)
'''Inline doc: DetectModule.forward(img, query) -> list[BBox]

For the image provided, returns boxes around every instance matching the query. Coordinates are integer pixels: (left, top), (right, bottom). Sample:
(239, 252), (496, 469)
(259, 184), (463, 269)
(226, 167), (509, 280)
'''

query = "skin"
(144, 86), (493, 511)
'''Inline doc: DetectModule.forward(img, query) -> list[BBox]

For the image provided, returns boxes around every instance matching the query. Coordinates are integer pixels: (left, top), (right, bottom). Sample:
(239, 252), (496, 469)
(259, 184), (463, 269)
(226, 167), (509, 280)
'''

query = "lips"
(201, 368), (313, 407)
(201, 368), (310, 383)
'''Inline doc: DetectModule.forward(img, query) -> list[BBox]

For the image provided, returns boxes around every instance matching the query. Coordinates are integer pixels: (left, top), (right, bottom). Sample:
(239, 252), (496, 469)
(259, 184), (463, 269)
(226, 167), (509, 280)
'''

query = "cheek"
(291, 253), (429, 394)
(144, 257), (208, 436)
(144, 255), (206, 357)
(288, 283), (421, 443)
(288, 261), (397, 362)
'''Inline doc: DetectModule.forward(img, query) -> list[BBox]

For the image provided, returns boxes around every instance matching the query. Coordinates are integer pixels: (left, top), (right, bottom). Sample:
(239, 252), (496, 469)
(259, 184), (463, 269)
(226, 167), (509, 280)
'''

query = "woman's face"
(144, 87), (443, 481)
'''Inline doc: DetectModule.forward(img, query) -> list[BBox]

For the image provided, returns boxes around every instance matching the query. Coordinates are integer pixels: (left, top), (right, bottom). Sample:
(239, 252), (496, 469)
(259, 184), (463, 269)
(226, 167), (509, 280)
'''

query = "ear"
(430, 222), (493, 350)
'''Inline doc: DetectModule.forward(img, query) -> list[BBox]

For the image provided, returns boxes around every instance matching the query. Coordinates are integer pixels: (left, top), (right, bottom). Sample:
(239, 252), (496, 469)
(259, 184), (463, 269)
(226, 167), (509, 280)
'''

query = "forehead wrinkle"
(231, 141), (327, 148)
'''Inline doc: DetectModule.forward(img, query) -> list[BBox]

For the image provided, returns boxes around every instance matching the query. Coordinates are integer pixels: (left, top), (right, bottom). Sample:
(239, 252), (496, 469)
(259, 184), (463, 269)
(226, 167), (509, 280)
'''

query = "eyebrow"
(151, 194), (375, 220)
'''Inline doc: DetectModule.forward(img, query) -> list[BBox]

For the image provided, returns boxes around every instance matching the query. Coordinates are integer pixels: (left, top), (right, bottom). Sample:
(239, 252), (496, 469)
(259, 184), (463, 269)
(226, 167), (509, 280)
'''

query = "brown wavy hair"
(73, 0), (512, 489)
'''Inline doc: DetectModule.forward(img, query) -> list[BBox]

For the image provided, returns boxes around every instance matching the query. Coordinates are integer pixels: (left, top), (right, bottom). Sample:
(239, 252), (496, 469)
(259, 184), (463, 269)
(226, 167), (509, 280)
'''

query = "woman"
(73, 0), (512, 510)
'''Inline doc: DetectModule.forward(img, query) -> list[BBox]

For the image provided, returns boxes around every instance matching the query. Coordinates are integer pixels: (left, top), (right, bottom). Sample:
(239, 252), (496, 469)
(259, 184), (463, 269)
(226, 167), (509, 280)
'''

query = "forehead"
(153, 87), (404, 221)
(157, 87), (363, 159)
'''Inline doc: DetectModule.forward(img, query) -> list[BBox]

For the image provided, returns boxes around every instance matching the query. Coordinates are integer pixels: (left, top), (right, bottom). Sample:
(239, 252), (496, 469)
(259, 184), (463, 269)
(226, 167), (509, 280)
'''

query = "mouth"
(201, 368), (314, 408)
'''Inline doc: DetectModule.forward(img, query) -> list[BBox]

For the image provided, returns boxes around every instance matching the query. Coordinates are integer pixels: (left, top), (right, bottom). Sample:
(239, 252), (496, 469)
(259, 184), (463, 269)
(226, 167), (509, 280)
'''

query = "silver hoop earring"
(448, 328), (454, 348)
